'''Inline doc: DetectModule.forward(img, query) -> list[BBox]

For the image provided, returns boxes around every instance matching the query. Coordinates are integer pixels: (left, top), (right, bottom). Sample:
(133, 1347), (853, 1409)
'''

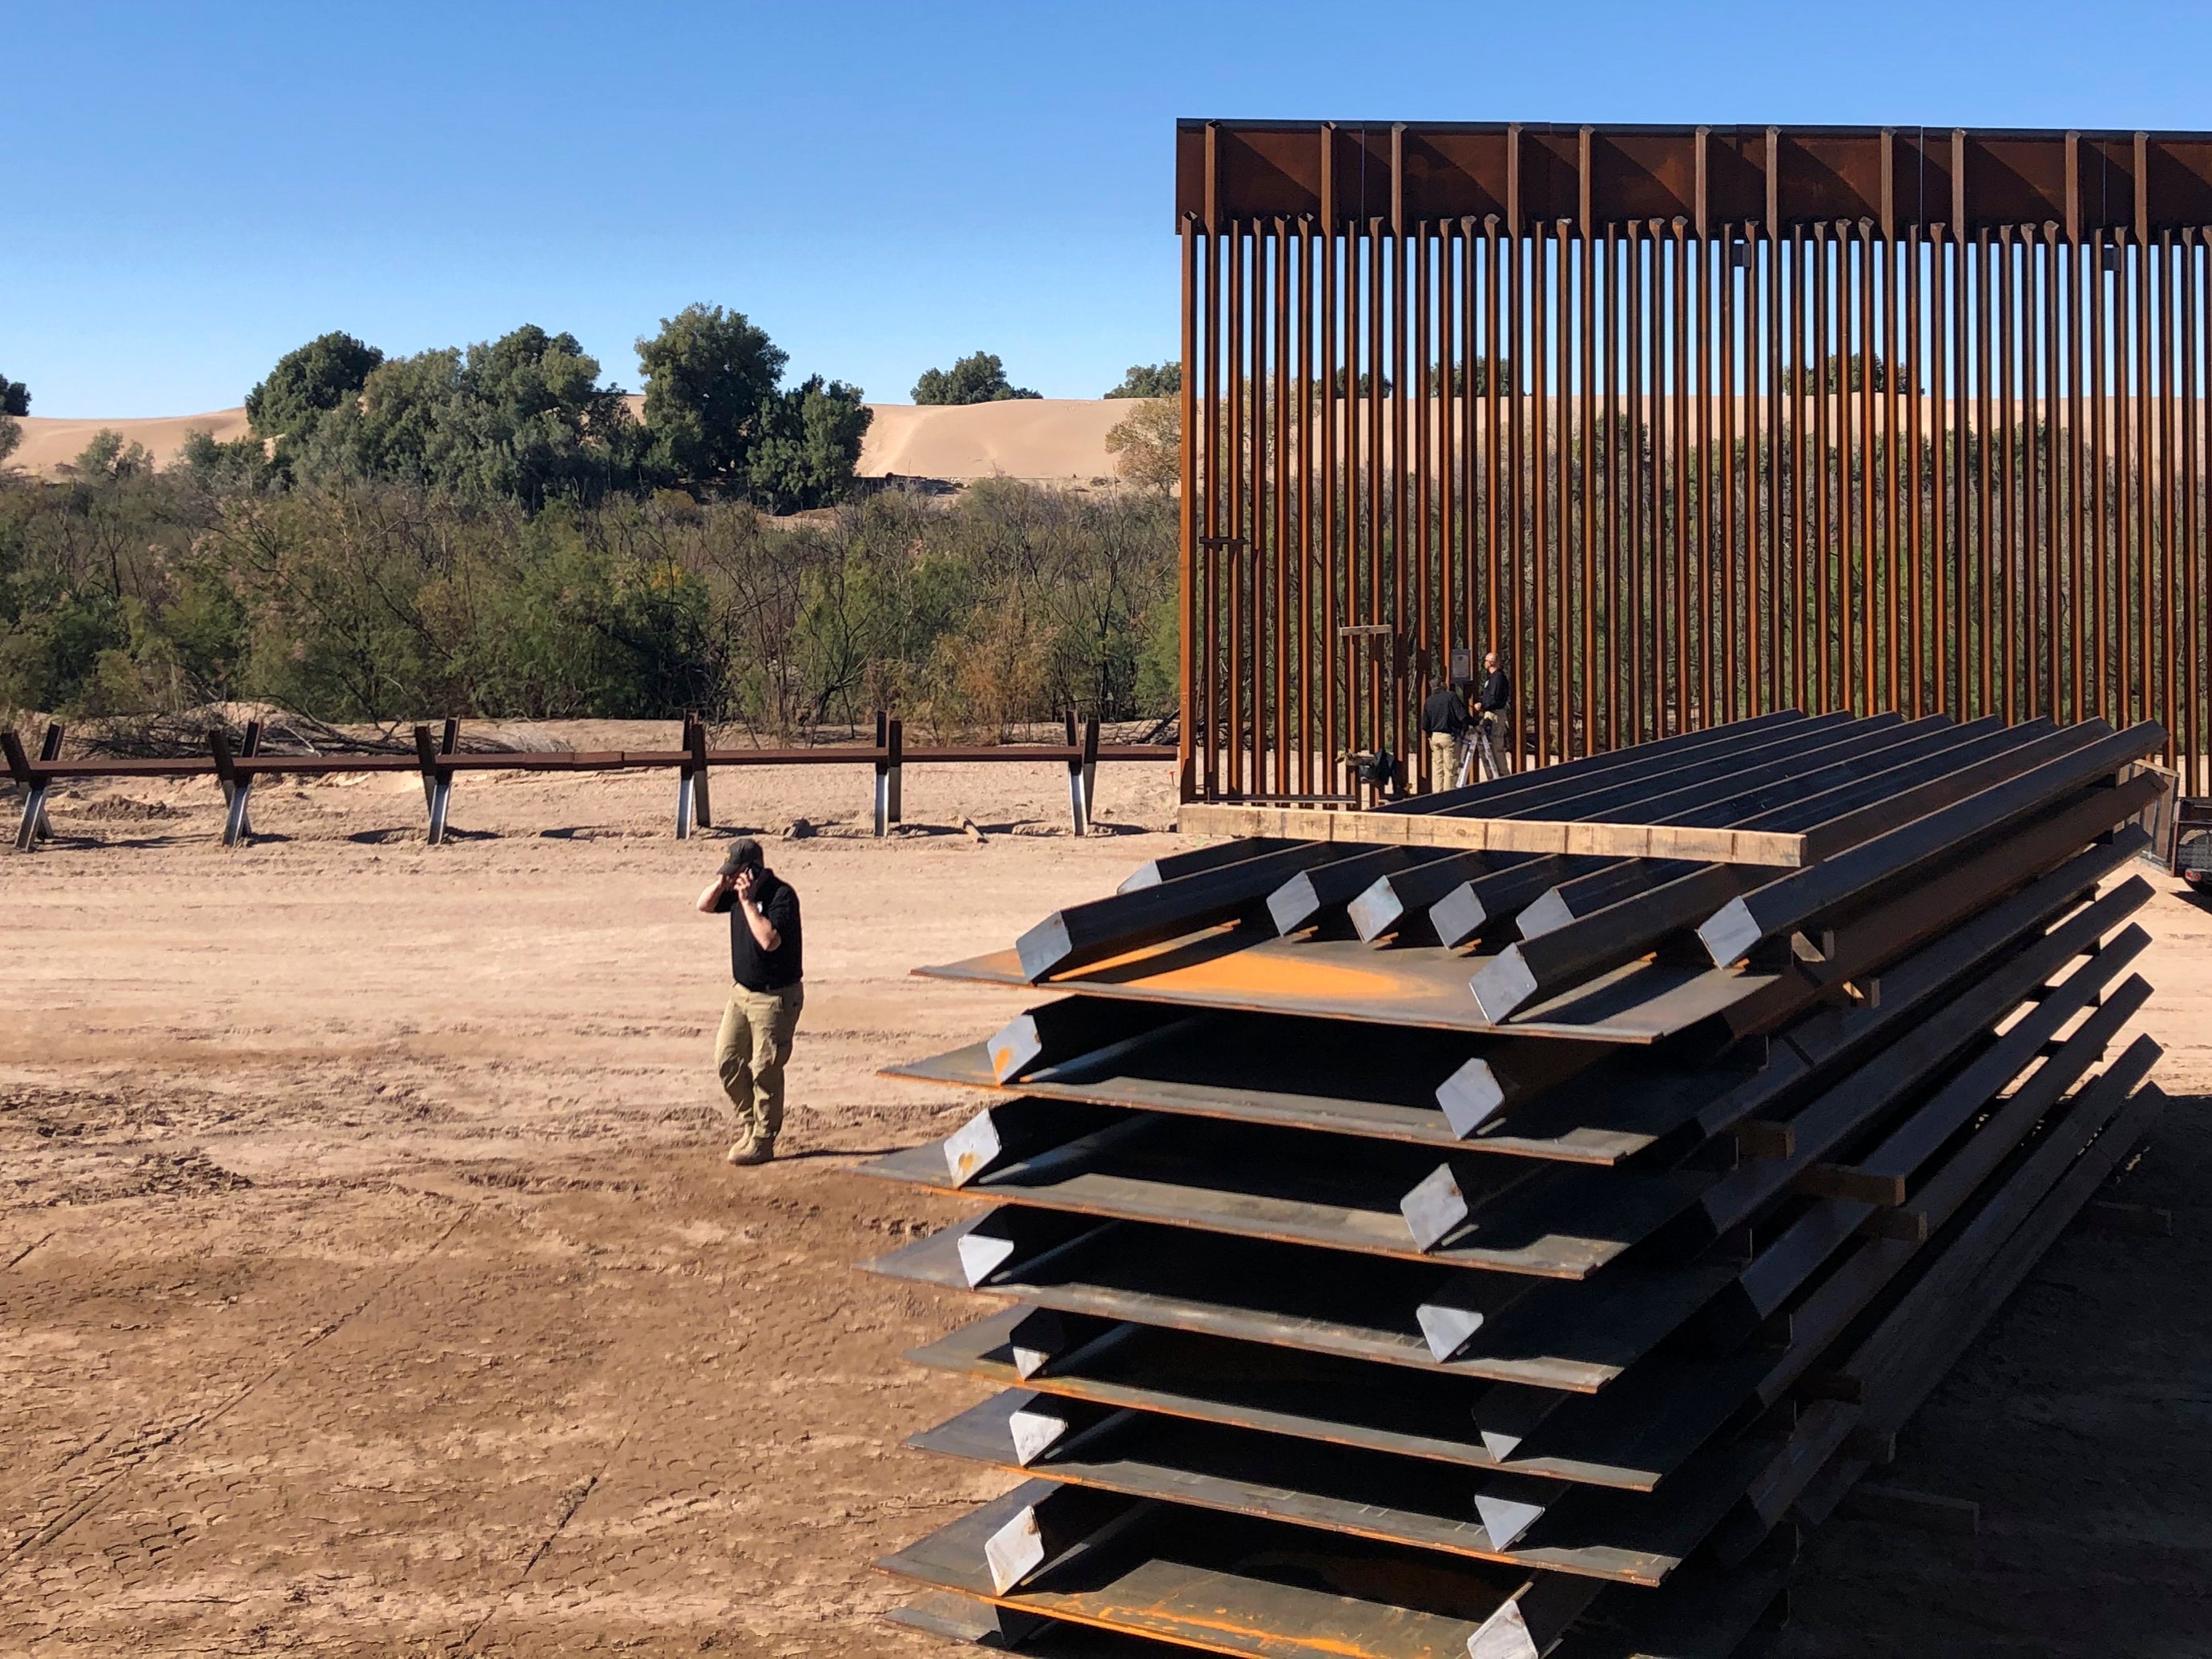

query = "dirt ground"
(2, 731), (2206, 1657)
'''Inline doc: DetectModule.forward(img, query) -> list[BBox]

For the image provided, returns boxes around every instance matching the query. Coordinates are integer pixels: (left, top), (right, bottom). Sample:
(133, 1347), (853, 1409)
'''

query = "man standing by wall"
(1418, 677), (1475, 792)
(695, 839), (804, 1166)
(1474, 650), (1513, 781)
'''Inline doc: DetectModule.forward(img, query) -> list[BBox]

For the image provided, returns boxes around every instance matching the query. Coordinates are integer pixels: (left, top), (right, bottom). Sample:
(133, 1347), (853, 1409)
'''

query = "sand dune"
(7, 408), (256, 476)
(8, 398), (1134, 484)
(857, 397), (1127, 481)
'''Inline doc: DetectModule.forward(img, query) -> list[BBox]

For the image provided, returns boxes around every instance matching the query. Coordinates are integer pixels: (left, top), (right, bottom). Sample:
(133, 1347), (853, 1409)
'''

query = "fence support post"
(4, 727), (51, 853)
(1081, 715), (1099, 835)
(1063, 712), (1098, 836)
(240, 719), (262, 839)
(415, 721), (457, 844)
(691, 715), (713, 833)
(33, 723), (62, 844)
(212, 727), (240, 844)
(874, 712), (904, 836)
(675, 715), (699, 840)
(888, 717), (904, 824)
(214, 719), (263, 846)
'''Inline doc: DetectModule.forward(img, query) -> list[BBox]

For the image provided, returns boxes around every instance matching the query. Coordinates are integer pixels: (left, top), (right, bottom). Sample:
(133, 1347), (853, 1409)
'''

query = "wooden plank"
(1845, 1057), (2164, 1406)
(1843, 939), (2150, 1194)
(1365, 715), (1875, 936)
(1475, 719), (2045, 1018)
(1713, 988), (2146, 1356)
(1457, 729), (1954, 952)
(1698, 723), (2165, 964)
(1691, 883), (2148, 1241)
(1709, 836), (2152, 1073)
(1177, 803), (1813, 868)
(1350, 715), (1863, 941)
(1785, 1081), (2170, 1532)
(1396, 707), (1817, 819)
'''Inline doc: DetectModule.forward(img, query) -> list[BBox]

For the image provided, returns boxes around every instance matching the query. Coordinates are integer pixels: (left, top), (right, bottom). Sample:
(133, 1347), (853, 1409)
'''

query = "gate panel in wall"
(1174, 122), (2212, 800)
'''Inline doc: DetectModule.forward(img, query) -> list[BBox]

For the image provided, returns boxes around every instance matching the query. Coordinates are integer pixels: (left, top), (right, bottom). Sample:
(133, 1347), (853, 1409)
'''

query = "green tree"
(0, 585), (131, 712)
(179, 429), (280, 491)
(71, 430), (156, 479)
(635, 304), (787, 489)
(1790, 353), (1892, 392)
(1, 369), (29, 466)
(1105, 362), (1179, 399)
(301, 328), (639, 506)
(308, 348), (465, 485)
(1104, 397), (1179, 493)
(245, 332), (385, 445)
(745, 376), (874, 513)
(445, 325), (637, 505)
(912, 352), (1040, 405)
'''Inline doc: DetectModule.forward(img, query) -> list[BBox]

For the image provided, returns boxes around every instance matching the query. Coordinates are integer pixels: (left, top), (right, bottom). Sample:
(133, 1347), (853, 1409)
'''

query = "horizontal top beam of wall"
(1174, 120), (2212, 239)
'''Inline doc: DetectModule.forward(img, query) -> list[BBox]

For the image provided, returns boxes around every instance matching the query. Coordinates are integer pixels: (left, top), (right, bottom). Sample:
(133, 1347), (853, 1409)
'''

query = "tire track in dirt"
(0, 743), (1165, 1655)
(0, 1198), (477, 1578)
(455, 1452), (624, 1653)
(449, 1252), (663, 1657)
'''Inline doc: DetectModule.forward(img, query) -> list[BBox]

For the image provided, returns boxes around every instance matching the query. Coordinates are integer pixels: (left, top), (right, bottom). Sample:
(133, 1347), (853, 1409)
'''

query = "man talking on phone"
(695, 838), (804, 1166)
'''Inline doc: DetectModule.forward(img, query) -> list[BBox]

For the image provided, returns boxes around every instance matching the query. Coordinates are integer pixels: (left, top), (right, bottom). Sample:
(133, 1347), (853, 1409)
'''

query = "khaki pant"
(715, 982), (804, 1146)
(1427, 731), (1465, 792)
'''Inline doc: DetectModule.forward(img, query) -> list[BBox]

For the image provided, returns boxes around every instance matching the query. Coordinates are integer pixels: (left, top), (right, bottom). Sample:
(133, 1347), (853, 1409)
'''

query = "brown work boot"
(724, 1134), (774, 1166)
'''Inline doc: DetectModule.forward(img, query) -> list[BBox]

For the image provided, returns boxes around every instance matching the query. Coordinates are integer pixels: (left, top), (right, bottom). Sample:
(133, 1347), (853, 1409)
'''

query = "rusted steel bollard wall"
(1177, 122), (2212, 800)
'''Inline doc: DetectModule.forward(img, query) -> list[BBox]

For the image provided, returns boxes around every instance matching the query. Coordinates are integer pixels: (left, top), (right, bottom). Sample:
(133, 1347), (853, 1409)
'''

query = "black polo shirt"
(1420, 684), (1472, 738)
(713, 870), (803, 991)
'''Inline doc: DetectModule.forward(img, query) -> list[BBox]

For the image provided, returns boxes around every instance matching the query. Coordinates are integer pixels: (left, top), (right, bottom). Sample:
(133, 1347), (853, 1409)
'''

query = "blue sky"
(9, 1), (2212, 417)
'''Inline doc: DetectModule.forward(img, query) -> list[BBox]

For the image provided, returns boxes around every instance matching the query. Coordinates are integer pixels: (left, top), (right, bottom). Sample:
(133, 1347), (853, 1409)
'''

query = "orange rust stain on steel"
(1064, 924), (1239, 978)
(1142, 952), (1404, 1001)
(1090, 1601), (1392, 1658)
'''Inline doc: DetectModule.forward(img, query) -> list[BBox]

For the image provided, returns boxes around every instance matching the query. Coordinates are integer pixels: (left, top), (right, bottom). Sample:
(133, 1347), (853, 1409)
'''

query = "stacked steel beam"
(857, 712), (2172, 1659)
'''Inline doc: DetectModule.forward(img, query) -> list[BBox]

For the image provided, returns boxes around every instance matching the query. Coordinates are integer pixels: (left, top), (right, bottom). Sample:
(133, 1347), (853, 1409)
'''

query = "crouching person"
(695, 838), (804, 1166)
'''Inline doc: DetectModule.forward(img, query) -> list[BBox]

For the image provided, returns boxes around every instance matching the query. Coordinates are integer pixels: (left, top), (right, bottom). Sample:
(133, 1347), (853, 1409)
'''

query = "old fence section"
(4, 715), (1175, 852)
(1175, 121), (2212, 801)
